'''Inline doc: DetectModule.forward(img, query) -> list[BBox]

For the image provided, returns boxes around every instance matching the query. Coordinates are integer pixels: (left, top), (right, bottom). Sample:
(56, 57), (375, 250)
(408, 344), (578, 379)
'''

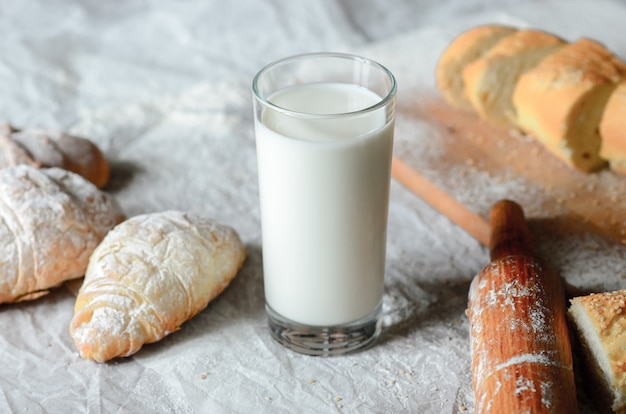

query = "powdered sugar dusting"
(75, 306), (129, 347)
(0, 165), (121, 303)
(70, 211), (246, 362)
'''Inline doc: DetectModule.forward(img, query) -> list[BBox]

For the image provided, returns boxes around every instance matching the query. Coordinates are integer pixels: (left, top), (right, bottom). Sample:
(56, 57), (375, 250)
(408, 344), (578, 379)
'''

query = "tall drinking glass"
(252, 53), (396, 356)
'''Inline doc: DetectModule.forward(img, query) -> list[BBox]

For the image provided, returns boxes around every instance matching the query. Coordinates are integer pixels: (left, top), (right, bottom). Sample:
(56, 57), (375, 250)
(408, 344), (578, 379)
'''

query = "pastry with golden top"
(70, 211), (246, 362)
(436, 25), (517, 110)
(0, 124), (110, 188)
(569, 290), (626, 413)
(463, 29), (565, 128)
(513, 38), (626, 172)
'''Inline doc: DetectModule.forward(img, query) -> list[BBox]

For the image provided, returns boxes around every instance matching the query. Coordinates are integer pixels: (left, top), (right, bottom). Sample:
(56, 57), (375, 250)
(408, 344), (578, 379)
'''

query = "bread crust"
(599, 81), (626, 174)
(569, 290), (626, 413)
(70, 211), (246, 362)
(513, 38), (626, 172)
(0, 125), (110, 188)
(463, 30), (565, 128)
(436, 25), (517, 110)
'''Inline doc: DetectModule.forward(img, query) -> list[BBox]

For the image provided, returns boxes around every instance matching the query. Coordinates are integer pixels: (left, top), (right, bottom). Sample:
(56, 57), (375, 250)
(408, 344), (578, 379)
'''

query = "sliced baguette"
(599, 81), (626, 174)
(436, 25), (517, 110)
(513, 38), (626, 172)
(463, 29), (565, 128)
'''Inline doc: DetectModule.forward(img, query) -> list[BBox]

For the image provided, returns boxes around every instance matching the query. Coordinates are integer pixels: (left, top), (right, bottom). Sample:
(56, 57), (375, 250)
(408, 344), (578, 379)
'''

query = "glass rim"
(252, 52), (397, 119)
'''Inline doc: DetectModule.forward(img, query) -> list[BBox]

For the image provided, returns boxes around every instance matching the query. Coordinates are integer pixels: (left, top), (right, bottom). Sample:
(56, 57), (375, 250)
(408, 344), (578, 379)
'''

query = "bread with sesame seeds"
(569, 290), (626, 413)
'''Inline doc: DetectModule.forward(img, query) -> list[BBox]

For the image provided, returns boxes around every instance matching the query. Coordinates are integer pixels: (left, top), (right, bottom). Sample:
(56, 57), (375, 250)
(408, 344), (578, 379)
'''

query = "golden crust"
(600, 81), (626, 174)
(569, 290), (626, 413)
(513, 38), (626, 172)
(436, 25), (517, 110)
(0, 126), (111, 188)
(463, 30), (565, 127)
(52, 132), (111, 189)
(534, 38), (626, 84)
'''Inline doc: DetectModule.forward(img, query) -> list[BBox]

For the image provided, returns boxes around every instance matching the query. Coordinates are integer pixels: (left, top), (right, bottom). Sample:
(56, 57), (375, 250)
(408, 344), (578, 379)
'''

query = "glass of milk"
(252, 53), (396, 356)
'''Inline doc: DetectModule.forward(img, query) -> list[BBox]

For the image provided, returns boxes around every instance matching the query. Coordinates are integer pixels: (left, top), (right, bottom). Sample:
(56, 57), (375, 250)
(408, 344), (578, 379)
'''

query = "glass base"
(266, 304), (382, 356)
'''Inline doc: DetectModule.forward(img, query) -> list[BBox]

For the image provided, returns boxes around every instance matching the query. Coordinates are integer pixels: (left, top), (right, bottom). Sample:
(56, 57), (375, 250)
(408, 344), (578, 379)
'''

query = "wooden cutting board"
(391, 96), (626, 246)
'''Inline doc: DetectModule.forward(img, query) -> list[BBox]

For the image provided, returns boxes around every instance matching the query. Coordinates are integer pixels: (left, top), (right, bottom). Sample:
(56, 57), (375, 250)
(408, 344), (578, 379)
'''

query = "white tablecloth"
(2, 1), (625, 412)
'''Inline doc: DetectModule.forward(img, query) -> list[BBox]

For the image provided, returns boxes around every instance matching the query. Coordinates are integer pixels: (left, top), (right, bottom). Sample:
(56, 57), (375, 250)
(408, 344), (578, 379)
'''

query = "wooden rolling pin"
(391, 157), (490, 245)
(467, 200), (577, 413)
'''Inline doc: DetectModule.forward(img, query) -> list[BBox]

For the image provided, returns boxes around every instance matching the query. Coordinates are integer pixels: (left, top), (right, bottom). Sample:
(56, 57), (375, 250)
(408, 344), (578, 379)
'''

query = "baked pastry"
(436, 25), (517, 110)
(0, 124), (110, 188)
(513, 38), (626, 172)
(569, 290), (626, 413)
(437, 26), (626, 173)
(463, 29), (565, 128)
(599, 81), (626, 174)
(69, 211), (246, 362)
(0, 165), (123, 303)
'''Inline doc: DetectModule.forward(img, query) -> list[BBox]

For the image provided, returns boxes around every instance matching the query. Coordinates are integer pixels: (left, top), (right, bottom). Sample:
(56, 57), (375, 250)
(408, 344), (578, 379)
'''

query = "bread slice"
(436, 25), (517, 110)
(569, 290), (626, 414)
(463, 30), (565, 128)
(599, 81), (626, 174)
(513, 38), (626, 172)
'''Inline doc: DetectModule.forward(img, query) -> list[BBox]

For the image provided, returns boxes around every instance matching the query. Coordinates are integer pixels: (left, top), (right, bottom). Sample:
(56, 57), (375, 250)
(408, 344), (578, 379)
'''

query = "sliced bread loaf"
(463, 30), (565, 128)
(599, 81), (626, 174)
(436, 25), (517, 110)
(513, 38), (626, 172)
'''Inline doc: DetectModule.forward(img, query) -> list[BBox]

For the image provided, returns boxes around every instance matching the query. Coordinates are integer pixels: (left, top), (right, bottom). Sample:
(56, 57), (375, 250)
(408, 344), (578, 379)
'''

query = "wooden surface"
(392, 98), (626, 246)
(391, 157), (490, 246)
(488, 199), (533, 260)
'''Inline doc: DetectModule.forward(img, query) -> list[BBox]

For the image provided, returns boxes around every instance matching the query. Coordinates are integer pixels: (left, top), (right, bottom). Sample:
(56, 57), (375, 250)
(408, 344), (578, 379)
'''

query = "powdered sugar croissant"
(0, 165), (123, 303)
(0, 123), (110, 188)
(70, 210), (246, 362)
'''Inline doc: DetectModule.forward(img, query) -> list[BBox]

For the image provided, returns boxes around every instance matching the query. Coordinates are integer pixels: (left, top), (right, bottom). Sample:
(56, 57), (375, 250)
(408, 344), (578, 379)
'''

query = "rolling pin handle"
(488, 199), (534, 261)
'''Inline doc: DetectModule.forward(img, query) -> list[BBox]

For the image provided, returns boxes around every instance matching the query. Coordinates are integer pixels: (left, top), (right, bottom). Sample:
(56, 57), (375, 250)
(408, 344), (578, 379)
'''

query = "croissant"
(0, 123), (110, 188)
(0, 165), (123, 303)
(69, 210), (246, 362)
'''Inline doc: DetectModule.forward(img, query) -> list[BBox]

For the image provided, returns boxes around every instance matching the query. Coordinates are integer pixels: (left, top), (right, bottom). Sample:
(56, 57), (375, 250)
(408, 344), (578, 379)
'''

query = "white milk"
(256, 82), (394, 327)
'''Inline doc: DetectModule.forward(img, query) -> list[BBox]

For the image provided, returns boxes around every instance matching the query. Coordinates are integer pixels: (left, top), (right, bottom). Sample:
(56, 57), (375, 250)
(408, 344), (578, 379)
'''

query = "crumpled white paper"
(1, 0), (624, 412)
